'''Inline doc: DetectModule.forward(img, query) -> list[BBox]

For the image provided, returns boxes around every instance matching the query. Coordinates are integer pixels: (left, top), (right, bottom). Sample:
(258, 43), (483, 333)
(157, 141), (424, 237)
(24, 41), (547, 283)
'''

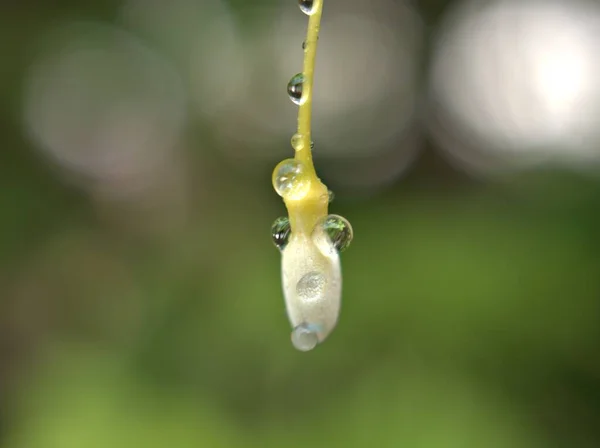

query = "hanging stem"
(280, 0), (328, 235)
(296, 0), (323, 172)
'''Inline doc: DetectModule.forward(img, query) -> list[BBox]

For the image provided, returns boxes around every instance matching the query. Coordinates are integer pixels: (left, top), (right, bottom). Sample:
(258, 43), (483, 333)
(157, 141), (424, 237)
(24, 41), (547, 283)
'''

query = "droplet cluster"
(272, 212), (353, 255)
(272, 0), (354, 352)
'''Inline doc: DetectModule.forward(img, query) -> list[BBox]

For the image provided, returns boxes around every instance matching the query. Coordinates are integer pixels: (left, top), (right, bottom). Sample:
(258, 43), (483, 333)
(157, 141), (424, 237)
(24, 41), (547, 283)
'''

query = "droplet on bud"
(296, 271), (327, 301)
(272, 158), (311, 200)
(327, 189), (335, 203)
(287, 73), (306, 105)
(320, 189), (334, 204)
(314, 214), (353, 252)
(271, 217), (291, 251)
(291, 323), (319, 351)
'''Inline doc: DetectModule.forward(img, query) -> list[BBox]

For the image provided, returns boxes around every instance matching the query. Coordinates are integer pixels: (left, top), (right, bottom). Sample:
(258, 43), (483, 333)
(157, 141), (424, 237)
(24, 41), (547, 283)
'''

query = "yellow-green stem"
(296, 1), (323, 171)
(284, 0), (329, 236)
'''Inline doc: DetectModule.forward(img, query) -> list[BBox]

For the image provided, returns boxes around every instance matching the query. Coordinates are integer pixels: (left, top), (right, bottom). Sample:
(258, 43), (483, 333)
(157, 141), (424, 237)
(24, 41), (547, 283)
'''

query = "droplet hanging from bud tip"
(291, 323), (319, 351)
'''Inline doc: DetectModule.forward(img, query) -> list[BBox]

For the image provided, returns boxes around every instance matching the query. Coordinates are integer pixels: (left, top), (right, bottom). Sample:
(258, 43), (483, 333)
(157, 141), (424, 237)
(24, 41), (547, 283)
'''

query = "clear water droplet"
(298, 0), (317, 15)
(315, 214), (353, 252)
(319, 189), (334, 204)
(287, 73), (306, 105)
(272, 158), (311, 200)
(271, 216), (291, 251)
(327, 189), (335, 203)
(291, 133), (305, 151)
(296, 271), (327, 301)
(303, 38), (318, 50)
(291, 323), (319, 351)
(310, 141), (315, 149)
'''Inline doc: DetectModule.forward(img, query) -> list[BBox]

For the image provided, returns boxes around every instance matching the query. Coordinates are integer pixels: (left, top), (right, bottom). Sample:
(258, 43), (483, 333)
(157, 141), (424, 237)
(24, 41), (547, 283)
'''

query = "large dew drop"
(291, 323), (319, 351)
(298, 0), (317, 16)
(314, 214), (353, 252)
(272, 158), (311, 200)
(287, 73), (306, 105)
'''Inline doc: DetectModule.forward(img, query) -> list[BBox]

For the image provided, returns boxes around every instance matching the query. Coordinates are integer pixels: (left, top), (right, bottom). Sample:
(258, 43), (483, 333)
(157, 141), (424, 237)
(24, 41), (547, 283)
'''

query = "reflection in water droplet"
(315, 214), (353, 252)
(298, 0), (316, 16)
(296, 271), (327, 301)
(291, 323), (319, 351)
(287, 73), (306, 105)
(271, 216), (291, 251)
(272, 158), (311, 200)
(291, 133), (305, 151)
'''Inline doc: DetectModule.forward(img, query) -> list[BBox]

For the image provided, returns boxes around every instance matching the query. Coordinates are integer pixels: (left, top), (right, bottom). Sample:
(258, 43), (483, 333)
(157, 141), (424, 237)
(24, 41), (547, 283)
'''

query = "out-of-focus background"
(1, 0), (600, 446)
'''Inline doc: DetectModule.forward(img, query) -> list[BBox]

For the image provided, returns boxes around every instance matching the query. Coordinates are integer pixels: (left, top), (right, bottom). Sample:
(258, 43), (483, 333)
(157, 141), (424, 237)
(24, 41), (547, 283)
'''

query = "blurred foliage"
(1, 1), (600, 448)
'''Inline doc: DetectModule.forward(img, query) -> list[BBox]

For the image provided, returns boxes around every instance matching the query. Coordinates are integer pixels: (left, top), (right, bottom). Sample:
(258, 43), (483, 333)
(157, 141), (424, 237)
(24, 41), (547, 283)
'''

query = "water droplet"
(271, 216), (291, 251)
(291, 133), (305, 151)
(287, 73), (306, 105)
(310, 141), (315, 149)
(319, 189), (334, 204)
(298, 0), (317, 15)
(315, 214), (353, 252)
(291, 323), (319, 351)
(302, 38), (318, 50)
(296, 271), (327, 301)
(272, 158), (311, 200)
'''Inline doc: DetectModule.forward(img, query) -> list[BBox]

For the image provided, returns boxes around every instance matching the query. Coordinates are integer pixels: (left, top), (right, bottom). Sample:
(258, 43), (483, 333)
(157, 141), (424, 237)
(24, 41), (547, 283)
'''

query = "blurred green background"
(2, 0), (600, 447)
